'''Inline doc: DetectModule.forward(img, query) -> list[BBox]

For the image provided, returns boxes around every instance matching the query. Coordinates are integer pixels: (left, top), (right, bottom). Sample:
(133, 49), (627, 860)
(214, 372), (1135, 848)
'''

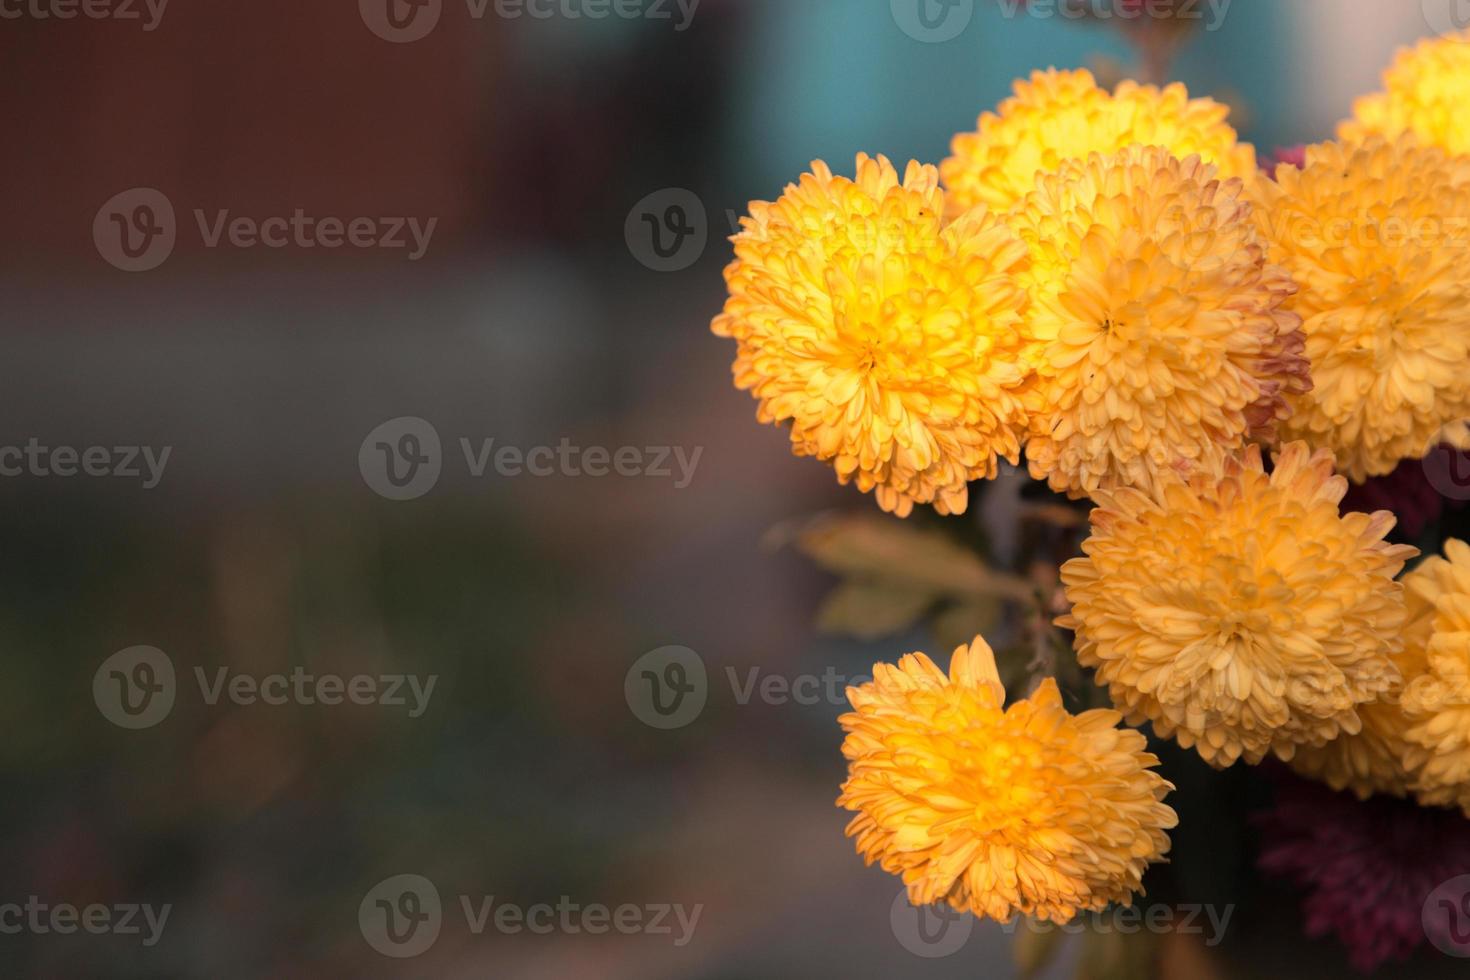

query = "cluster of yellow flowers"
(1292, 538), (1470, 816)
(716, 58), (1470, 512)
(1253, 138), (1470, 480)
(715, 33), (1470, 925)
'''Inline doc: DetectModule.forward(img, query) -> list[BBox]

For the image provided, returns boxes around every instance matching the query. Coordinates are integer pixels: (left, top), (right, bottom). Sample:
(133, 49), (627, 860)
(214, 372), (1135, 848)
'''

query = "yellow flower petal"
(838, 636), (1176, 923)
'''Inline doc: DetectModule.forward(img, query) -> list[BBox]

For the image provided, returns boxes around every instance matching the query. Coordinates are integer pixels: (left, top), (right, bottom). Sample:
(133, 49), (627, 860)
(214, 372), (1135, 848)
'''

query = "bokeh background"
(2, 1), (1468, 976)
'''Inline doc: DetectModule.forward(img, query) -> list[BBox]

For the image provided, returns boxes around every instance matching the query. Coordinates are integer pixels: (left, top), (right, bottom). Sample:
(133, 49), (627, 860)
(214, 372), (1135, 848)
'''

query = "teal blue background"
(730, 0), (1300, 196)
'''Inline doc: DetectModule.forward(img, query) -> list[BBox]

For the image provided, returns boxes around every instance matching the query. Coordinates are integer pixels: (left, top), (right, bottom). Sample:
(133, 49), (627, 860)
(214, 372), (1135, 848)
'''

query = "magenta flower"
(1255, 775), (1470, 973)
(1340, 455), (1443, 539)
(1264, 144), (1307, 179)
(1338, 444), (1470, 539)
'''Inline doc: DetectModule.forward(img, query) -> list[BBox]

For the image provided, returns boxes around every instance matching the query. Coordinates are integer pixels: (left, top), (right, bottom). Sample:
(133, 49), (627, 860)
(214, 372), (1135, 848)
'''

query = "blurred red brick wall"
(0, 0), (494, 263)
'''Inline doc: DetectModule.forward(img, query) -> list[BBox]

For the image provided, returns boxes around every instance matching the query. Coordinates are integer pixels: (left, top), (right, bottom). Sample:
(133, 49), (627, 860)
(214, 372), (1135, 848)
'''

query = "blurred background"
(1, 0), (1467, 976)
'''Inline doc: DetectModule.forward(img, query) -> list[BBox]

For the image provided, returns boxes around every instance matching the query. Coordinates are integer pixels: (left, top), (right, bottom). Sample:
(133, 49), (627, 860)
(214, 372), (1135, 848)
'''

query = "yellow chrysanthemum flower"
(712, 154), (1033, 517)
(837, 636), (1177, 923)
(1341, 30), (1470, 154)
(1401, 539), (1470, 817)
(941, 68), (1256, 215)
(1009, 145), (1309, 500)
(1059, 442), (1418, 769)
(1252, 136), (1470, 481)
(1287, 602), (1430, 800)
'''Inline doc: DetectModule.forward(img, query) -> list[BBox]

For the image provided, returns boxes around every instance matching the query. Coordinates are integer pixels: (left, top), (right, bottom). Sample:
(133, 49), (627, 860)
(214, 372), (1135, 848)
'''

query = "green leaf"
(789, 511), (1037, 642)
(796, 513), (1034, 601)
(815, 581), (934, 640)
